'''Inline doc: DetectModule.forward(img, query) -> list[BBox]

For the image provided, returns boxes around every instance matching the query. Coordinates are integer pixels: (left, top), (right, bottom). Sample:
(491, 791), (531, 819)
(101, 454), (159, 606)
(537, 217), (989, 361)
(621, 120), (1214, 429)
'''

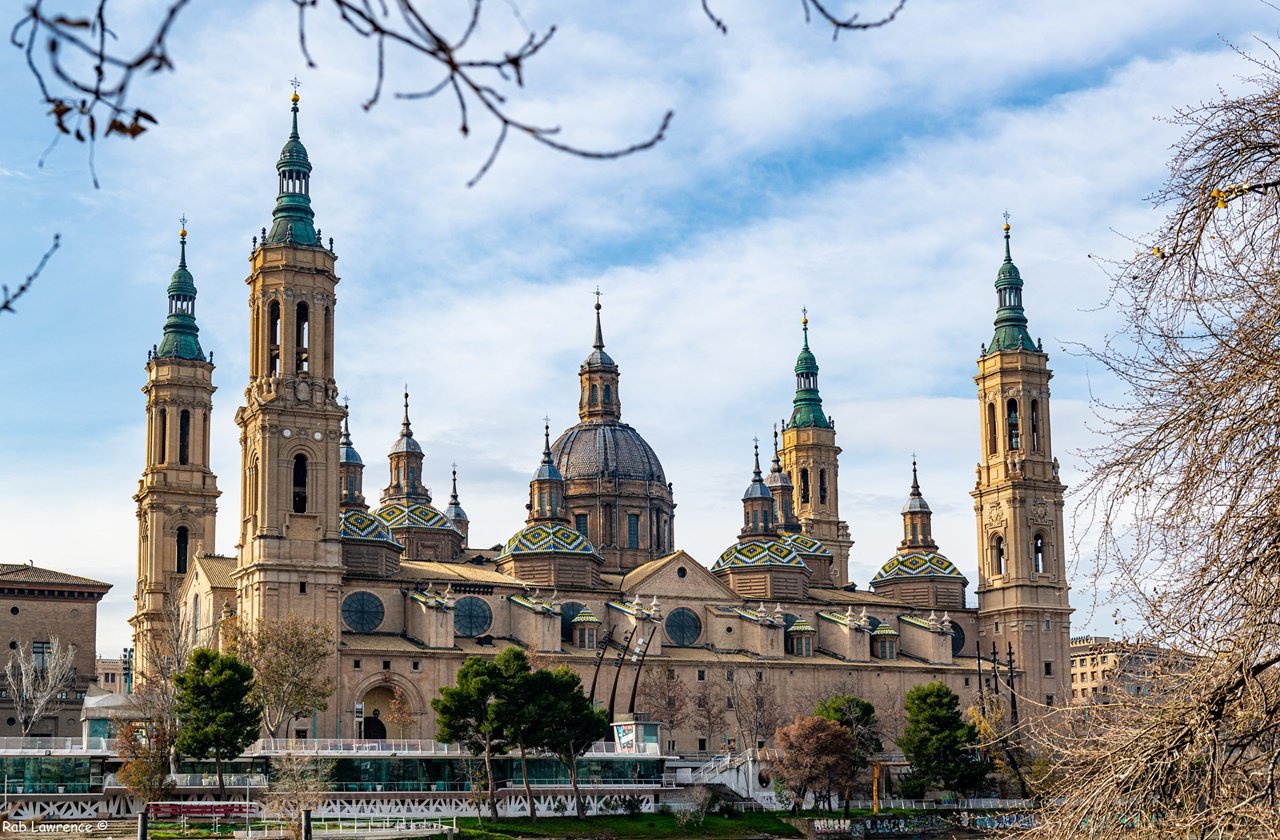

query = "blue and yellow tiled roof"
(779, 532), (832, 559)
(340, 509), (404, 549)
(712, 538), (809, 572)
(870, 551), (966, 585)
(571, 606), (601, 624)
(375, 501), (459, 533)
(497, 522), (600, 561)
(787, 617), (816, 634)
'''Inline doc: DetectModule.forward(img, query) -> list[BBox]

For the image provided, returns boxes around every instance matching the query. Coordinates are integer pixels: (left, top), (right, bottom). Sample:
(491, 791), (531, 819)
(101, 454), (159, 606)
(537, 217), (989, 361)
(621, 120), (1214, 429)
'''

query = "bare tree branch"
(5, 636), (76, 737)
(13, 0), (903, 186)
(1, 234), (60, 318)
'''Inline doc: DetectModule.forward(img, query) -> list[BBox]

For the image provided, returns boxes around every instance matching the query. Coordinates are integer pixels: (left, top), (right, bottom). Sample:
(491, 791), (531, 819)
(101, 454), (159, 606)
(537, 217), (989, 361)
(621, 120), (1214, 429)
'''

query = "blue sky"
(1, 0), (1273, 656)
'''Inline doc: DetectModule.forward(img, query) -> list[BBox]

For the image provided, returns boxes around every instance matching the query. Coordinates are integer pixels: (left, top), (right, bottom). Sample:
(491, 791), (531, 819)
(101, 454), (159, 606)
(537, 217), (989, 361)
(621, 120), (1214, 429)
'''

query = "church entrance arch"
(362, 714), (387, 740)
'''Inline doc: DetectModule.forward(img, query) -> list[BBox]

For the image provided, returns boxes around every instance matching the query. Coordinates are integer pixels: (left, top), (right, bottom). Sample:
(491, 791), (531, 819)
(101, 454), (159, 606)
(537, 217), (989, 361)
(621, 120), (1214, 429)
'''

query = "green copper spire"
(266, 91), (319, 246)
(986, 219), (1038, 354)
(155, 224), (206, 362)
(789, 309), (829, 429)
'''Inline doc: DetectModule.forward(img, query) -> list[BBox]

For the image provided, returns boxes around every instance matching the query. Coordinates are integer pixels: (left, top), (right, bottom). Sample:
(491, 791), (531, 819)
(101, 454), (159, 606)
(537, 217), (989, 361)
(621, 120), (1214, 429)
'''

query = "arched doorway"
(363, 714), (387, 740)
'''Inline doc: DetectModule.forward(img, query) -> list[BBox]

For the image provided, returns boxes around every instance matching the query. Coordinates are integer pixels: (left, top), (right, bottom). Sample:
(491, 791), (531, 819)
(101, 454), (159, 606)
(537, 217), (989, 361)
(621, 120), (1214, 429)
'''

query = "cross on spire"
(290, 76), (302, 93)
(1002, 209), (1011, 225)
(594, 286), (604, 309)
(179, 214), (188, 231)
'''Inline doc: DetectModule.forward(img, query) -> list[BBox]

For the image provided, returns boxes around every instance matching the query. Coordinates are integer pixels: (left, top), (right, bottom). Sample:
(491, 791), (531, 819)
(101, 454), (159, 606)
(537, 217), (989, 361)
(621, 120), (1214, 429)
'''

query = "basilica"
(130, 94), (1073, 752)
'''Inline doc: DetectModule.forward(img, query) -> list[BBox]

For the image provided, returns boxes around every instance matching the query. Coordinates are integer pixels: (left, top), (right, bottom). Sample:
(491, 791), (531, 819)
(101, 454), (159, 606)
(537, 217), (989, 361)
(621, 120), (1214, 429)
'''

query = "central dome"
(551, 421), (667, 484)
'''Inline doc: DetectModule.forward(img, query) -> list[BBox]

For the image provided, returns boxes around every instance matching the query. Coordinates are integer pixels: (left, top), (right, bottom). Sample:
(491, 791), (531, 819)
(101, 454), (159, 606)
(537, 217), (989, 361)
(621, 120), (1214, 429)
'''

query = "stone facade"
(0, 564), (110, 737)
(134, 97), (1073, 752)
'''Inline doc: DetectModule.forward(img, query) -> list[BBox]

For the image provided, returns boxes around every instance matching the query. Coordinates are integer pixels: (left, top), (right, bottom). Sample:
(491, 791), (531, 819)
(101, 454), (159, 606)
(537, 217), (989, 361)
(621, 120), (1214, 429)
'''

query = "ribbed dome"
(903, 496), (930, 514)
(551, 421), (667, 484)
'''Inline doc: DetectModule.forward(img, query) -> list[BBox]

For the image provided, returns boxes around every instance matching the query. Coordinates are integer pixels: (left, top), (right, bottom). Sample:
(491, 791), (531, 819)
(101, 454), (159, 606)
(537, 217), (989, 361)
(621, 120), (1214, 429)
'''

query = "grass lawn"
(454, 812), (804, 839)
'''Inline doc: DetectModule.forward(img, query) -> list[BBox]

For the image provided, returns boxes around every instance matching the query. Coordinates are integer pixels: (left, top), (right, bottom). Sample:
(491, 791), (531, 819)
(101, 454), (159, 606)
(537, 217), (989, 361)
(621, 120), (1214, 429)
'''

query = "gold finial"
(179, 213), (188, 239)
(290, 76), (302, 103)
(801, 305), (808, 327)
(1002, 210), (1011, 232)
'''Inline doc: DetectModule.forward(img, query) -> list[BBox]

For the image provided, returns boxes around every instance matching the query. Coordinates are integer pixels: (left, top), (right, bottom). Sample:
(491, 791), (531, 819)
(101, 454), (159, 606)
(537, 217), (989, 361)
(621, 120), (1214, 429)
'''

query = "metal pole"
(136, 812), (148, 840)
(587, 628), (613, 704)
(1006, 642), (1019, 728)
(607, 628), (634, 718)
(302, 808), (312, 840)
(626, 632), (652, 714)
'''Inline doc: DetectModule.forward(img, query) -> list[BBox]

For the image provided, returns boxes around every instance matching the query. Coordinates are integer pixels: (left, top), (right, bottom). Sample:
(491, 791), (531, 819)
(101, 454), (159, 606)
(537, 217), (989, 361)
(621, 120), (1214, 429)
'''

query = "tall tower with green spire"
(233, 90), (346, 639)
(780, 311), (852, 586)
(972, 218), (1071, 712)
(131, 224), (221, 678)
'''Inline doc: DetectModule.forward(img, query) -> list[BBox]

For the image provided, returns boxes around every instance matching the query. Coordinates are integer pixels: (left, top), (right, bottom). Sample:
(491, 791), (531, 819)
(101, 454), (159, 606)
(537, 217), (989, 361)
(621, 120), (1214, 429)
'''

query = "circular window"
(9, 607), (17, 616)
(454, 596), (493, 638)
(68, 608), (79, 619)
(7, 641), (14, 651)
(341, 592), (385, 633)
(665, 607), (702, 647)
(725, 626), (733, 635)
(676, 566), (688, 579)
(951, 622), (967, 658)
(5, 718), (13, 727)
(560, 602), (585, 642)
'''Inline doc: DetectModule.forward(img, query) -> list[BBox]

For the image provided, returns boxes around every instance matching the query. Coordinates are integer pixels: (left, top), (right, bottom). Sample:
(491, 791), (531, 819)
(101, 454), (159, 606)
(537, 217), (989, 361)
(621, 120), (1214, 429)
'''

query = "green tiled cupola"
(986, 220), (1038, 354)
(155, 227), (206, 362)
(788, 312), (830, 429)
(266, 92), (319, 246)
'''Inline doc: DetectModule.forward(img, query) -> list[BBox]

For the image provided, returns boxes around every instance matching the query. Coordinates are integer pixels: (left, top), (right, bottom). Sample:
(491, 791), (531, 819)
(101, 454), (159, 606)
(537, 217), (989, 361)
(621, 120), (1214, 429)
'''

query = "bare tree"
(132, 585), (196, 773)
(1023, 44), (1280, 839)
(262, 753), (335, 840)
(690, 679), (728, 753)
(729, 669), (784, 750)
(11, 1), (904, 187)
(227, 613), (336, 739)
(5, 636), (76, 737)
(634, 666), (689, 746)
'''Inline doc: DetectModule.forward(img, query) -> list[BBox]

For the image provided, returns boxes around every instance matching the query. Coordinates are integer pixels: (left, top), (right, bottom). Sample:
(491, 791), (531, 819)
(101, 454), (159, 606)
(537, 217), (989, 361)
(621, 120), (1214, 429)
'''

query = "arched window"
(192, 595), (200, 644)
(911, 522), (919, 542)
(589, 383), (598, 405)
(267, 301), (281, 376)
(176, 526), (189, 575)
(986, 402), (997, 456)
(1030, 400), (1041, 452)
(323, 307), (333, 375)
(179, 410), (191, 465)
(295, 302), (309, 373)
(292, 454), (309, 513)
(1033, 533), (1045, 573)
(157, 408), (168, 464)
(819, 469), (828, 505)
(603, 384), (612, 406)
(800, 469), (810, 504)
(1007, 399), (1020, 450)
(993, 535), (1005, 575)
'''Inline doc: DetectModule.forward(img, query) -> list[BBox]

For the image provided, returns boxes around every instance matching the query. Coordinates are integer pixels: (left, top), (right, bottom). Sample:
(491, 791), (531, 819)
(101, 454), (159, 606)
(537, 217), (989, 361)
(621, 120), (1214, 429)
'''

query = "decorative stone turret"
(871, 459), (967, 610)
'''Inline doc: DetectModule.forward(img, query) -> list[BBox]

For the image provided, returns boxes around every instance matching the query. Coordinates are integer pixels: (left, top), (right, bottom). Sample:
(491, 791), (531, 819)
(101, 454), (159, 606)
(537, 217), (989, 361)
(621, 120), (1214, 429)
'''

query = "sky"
(0, 0), (1274, 657)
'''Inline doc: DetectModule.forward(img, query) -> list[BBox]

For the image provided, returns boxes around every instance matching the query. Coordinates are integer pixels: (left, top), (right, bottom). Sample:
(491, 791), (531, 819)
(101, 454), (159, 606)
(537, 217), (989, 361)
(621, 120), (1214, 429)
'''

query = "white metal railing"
(167, 773), (268, 788)
(309, 815), (452, 837)
(251, 738), (659, 758)
(0, 737), (110, 753)
(690, 749), (756, 784)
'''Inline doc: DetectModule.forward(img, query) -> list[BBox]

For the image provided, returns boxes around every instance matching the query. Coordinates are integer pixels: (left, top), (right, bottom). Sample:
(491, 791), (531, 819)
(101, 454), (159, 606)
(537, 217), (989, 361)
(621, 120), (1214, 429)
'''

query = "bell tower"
(972, 219), (1071, 709)
(233, 91), (345, 628)
(131, 225), (220, 677)
(779, 313), (852, 586)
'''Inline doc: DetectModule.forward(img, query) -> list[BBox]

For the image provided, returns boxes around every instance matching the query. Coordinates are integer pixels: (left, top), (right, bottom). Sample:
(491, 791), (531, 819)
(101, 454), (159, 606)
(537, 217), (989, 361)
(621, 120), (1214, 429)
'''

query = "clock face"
(341, 591), (384, 633)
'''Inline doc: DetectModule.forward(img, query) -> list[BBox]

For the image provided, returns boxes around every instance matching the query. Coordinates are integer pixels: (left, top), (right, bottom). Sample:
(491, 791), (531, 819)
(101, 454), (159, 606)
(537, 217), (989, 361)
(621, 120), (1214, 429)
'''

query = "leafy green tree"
(491, 648), (544, 822)
(898, 682), (988, 795)
(537, 667), (610, 819)
(814, 693), (883, 811)
(174, 648), (262, 795)
(433, 656), (507, 821)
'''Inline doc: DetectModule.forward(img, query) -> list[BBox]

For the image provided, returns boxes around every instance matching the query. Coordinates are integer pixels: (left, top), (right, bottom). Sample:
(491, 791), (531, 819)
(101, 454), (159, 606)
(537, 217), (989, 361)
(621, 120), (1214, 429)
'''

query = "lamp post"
(121, 647), (134, 695)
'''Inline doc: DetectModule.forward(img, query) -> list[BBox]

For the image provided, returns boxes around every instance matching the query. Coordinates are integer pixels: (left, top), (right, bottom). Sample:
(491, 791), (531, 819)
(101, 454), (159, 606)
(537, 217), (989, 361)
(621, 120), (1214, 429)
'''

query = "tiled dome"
(870, 551), (966, 585)
(340, 509), (403, 548)
(497, 522), (601, 561)
(712, 538), (809, 572)
(375, 501), (460, 533)
(551, 421), (666, 483)
(779, 532), (832, 560)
